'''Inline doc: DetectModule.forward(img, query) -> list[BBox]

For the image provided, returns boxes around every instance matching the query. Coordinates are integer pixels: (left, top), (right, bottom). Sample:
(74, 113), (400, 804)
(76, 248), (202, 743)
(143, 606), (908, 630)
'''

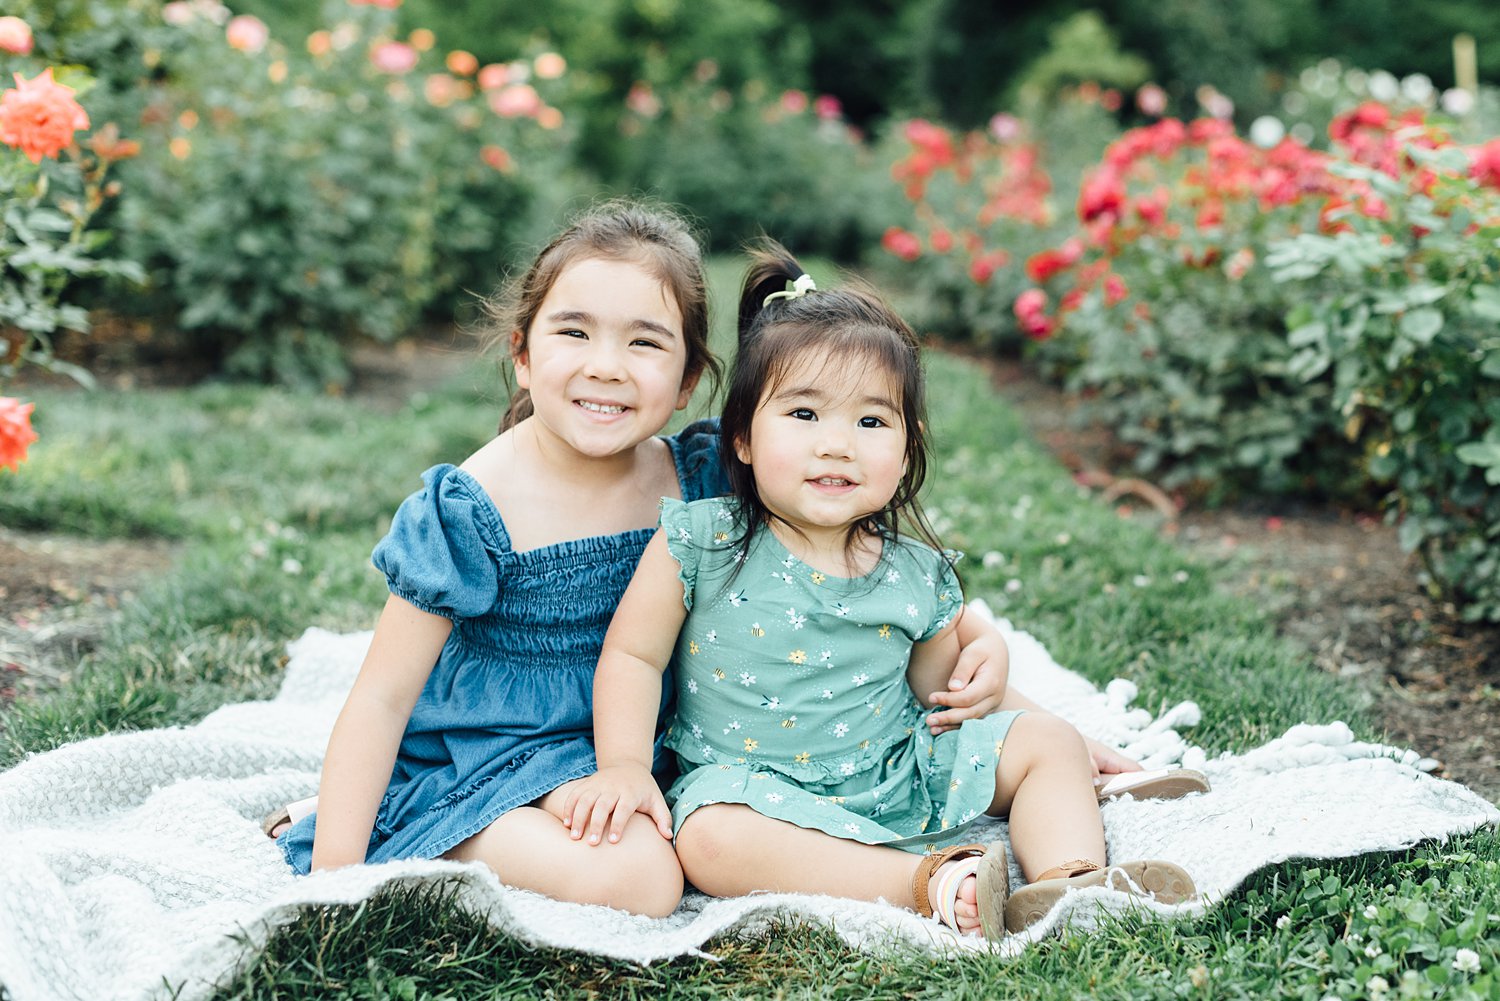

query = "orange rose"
(0, 69), (91, 164)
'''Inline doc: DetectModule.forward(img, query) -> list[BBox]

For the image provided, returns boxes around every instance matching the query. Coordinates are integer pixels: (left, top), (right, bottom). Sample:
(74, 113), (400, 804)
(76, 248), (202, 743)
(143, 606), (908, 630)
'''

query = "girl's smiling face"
(734, 347), (908, 545)
(514, 256), (698, 460)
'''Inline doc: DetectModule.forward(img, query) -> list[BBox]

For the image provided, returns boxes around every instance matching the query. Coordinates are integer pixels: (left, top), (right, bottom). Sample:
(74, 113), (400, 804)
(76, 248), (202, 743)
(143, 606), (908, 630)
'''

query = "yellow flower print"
(994, 740), (1005, 756)
(810, 571), (825, 584)
(878, 624), (892, 639)
(688, 640), (700, 655)
(828, 796), (846, 804)
(788, 649), (807, 664)
(744, 738), (759, 752)
(795, 751), (811, 764)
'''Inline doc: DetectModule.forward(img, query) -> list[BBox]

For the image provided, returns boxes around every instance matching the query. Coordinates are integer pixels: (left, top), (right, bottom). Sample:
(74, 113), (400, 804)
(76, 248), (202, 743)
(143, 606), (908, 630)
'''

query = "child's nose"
(582, 341), (627, 380)
(816, 425), (854, 458)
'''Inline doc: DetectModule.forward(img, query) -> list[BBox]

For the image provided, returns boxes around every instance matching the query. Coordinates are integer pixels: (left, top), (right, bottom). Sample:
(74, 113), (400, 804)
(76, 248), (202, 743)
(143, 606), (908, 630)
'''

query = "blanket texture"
(1, 604), (1495, 1001)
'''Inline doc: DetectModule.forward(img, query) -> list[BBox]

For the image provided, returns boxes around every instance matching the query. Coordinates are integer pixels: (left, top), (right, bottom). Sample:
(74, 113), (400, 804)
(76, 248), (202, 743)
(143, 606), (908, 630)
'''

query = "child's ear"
(733, 434), (752, 465)
(675, 367), (703, 411)
(510, 329), (530, 389)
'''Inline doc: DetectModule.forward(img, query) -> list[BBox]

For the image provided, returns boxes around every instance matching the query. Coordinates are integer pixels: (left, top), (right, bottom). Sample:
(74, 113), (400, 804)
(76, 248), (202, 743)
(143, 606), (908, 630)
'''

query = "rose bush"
(2, 32), (144, 471)
(103, 1), (573, 385)
(1010, 102), (1500, 618)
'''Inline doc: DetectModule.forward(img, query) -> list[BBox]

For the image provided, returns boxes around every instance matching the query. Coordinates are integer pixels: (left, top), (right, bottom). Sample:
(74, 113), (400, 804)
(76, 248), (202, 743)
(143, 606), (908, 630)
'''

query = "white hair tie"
(762, 272), (816, 307)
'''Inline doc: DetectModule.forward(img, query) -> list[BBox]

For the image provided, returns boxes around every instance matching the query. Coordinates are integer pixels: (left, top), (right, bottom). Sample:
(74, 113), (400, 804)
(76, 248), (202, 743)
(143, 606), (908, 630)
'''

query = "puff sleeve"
(371, 465), (503, 620)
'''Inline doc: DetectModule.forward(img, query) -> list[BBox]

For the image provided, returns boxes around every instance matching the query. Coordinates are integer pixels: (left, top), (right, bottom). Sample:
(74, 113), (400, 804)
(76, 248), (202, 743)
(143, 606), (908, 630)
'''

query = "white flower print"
(969, 754), (983, 770)
(833, 722), (850, 738)
(723, 721), (741, 733)
(885, 569), (901, 584)
(761, 695), (782, 710)
(819, 650), (832, 663)
(706, 630), (717, 643)
(677, 527), (692, 542)
(781, 554), (796, 569)
(772, 572), (795, 585)
(785, 607), (807, 630)
(821, 689), (834, 700)
(844, 822), (861, 834)
(739, 672), (757, 686)
(687, 679), (698, 694)
(851, 672), (870, 686)
(691, 723), (703, 738)
(840, 762), (856, 776)
(765, 792), (784, 804)
(906, 603), (919, 618)
(728, 590), (747, 606)
(833, 602), (851, 617)
(922, 571), (935, 587)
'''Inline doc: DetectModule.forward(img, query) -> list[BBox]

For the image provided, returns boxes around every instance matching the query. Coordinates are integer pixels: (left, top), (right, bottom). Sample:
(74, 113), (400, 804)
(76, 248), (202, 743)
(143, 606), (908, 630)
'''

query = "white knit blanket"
(1, 605), (1495, 1001)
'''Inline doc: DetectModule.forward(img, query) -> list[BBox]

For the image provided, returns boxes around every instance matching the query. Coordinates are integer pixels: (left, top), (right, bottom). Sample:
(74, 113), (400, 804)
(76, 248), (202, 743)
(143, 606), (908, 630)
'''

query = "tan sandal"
(911, 840), (1010, 939)
(260, 794), (318, 839)
(1004, 858), (1195, 933)
(1095, 767), (1210, 802)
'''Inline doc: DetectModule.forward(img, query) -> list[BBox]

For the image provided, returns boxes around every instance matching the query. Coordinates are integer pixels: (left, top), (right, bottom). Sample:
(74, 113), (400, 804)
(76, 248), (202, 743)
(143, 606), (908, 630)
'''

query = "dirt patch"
(986, 357), (1500, 802)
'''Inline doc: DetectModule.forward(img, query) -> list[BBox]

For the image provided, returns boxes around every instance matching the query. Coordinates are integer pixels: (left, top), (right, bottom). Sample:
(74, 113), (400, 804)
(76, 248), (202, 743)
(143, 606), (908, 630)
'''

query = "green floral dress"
(660, 497), (1023, 854)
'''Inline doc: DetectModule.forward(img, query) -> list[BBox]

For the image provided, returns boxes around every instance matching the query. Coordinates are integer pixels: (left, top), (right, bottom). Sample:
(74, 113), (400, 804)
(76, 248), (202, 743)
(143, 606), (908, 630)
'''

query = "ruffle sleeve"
(658, 496), (704, 610)
(668, 417), (730, 502)
(917, 550), (965, 642)
(371, 464), (503, 620)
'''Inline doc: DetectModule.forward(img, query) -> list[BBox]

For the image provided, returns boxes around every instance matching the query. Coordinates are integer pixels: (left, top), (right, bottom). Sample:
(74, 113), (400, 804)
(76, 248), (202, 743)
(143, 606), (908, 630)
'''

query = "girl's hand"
(924, 637), (1007, 735)
(561, 766), (674, 845)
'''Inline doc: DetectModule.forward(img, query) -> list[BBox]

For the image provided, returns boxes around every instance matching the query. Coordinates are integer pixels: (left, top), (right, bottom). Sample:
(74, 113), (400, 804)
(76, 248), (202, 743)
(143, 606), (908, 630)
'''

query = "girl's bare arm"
(310, 594), (451, 870)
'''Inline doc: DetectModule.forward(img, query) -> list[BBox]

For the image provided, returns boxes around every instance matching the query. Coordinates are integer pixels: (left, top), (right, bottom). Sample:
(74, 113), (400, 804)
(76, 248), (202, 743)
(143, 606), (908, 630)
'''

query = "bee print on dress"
(749, 622), (765, 637)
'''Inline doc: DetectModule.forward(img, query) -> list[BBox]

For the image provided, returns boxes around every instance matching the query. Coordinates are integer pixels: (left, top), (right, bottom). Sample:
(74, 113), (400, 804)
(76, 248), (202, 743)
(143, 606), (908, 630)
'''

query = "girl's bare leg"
(676, 804), (987, 934)
(448, 794), (684, 917)
(986, 711), (1106, 878)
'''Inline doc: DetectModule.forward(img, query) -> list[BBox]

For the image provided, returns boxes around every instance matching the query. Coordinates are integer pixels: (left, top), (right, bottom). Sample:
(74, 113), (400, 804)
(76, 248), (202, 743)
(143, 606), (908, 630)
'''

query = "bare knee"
(585, 814), (685, 917)
(675, 805), (756, 897)
(1009, 711), (1089, 765)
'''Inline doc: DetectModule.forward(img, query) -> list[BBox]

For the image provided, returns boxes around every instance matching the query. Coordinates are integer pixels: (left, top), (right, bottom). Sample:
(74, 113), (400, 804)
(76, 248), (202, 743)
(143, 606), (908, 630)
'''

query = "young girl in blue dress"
(568, 242), (1197, 936)
(272, 204), (1038, 917)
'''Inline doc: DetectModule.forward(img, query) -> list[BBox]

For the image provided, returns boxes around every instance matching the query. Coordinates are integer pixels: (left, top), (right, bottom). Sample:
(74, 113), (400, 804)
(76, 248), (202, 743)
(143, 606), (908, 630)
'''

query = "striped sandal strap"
(910, 842), (986, 919)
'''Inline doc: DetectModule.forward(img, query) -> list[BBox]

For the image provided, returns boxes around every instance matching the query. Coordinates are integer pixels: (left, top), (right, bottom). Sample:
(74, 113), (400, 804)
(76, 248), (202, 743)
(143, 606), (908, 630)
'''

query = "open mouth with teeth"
(810, 476), (857, 488)
(576, 400), (627, 415)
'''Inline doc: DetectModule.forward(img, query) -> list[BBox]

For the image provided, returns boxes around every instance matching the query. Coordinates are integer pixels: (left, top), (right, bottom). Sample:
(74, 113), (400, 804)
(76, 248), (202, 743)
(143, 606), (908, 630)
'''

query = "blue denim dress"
(281, 419), (727, 873)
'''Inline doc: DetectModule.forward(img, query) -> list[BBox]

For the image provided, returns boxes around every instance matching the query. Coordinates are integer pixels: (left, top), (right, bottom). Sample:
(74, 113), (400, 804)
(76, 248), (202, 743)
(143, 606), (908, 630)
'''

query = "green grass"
(2, 258), (1497, 998)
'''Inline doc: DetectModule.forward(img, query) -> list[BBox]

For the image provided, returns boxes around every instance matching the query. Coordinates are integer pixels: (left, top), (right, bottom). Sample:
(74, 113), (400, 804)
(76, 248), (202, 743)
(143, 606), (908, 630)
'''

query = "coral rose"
(0, 16), (34, 55)
(0, 397), (38, 473)
(533, 52), (566, 79)
(0, 69), (90, 164)
(446, 50), (479, 76)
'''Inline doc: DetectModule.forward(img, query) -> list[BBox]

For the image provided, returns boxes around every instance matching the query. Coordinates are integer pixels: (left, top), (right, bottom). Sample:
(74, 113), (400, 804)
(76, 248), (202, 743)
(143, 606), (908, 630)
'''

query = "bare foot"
(927, 858), (982, 935)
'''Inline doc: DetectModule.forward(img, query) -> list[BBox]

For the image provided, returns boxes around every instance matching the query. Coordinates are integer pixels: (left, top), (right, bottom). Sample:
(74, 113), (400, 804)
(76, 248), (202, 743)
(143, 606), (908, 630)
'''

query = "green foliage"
(1010, 11), (1152, 107)
(613, 76), (897, 257)
(1266, 148), (1500, 621)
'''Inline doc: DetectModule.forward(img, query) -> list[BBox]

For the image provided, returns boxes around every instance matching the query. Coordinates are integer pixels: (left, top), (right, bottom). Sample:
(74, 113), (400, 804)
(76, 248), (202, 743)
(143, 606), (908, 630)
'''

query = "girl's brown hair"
(722, 239), (946, 567)
(486, 200), (719, 433)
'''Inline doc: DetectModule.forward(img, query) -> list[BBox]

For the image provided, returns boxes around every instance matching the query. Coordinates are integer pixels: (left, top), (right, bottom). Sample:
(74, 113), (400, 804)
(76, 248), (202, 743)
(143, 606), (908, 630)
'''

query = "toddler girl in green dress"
(567, 242), (1197, 938)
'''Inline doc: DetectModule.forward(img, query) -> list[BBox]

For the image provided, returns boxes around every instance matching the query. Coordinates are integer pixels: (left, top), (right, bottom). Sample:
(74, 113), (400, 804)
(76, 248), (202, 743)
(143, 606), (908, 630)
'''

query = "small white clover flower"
(1054, 532), (1071, 545)
(1275, 914), (1291, 929)
(1366, 975), (1390, 997)
(1005, 578), (1022, 593)
(1364, 943), (1382, 958)
(280, 557), (303, 575)
(1132, 574), (1151, 588)
(1173, 570), (1190, 584)
(249, 540), (269, 559)
(1453, 948), (1481, 973)
(1363, 904), (1379, 920)
(982, 551), (1005, 569)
